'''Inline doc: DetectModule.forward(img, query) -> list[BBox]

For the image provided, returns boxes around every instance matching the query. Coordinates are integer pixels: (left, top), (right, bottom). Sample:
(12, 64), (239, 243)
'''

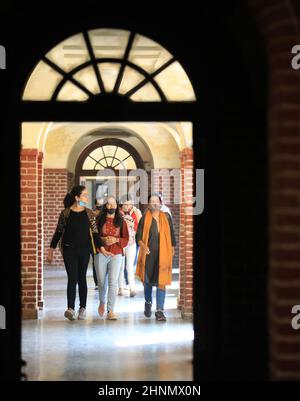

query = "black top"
(51, 209), (91, 250)
(136, 212), (176, 286)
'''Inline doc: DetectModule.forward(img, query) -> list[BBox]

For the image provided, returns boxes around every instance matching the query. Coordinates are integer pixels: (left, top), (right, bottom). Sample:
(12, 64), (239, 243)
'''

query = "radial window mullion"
(89, 155), (107, 169)
(125, 58), (175, 98)
(114, 154), (131, 169)
(83, 31), (106, 93)
(110, 146), (119, 166)
(100, 147), (110, 167)
(113, 32), (135, 94)
(43, 57), (93, 98)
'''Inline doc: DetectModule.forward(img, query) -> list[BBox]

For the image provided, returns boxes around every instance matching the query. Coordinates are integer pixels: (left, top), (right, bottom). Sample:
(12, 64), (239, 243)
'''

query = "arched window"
(22, 29), (196, 102)
(75, 138), (144, 181)
(82, 144), (137, 170)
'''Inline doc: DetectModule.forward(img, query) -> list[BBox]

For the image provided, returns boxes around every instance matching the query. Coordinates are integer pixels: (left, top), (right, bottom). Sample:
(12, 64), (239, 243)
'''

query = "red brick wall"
(68, 172), (75, 192)
(37, 152), (44, 309)
(250, 0), (300, 380)
(151, 160), (193, 319)
(180, 149), (194, 319)
(43, 169), (68, 266)
(20, 149), (39, 319)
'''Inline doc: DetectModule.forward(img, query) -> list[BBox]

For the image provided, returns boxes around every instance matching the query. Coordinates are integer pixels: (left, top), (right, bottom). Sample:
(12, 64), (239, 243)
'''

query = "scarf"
(136, 210), (173, 288)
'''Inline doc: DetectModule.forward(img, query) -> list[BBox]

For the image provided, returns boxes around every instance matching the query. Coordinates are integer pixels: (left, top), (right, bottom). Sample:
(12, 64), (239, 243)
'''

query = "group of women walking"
(46, 185), (176, 322)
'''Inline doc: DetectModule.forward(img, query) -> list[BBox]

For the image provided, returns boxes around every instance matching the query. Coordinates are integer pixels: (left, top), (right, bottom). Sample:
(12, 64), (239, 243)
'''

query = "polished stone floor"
(22, 264), (194, 381)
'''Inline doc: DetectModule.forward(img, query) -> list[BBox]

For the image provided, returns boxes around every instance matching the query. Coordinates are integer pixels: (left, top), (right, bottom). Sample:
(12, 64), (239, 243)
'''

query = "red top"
(100, 216), (129, 255)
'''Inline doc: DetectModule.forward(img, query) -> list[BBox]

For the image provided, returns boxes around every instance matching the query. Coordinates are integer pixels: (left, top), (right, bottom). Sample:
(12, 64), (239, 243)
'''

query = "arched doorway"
(75, 138), (145, 206)
(1, 3), (273, 381)
(20, 29), (197, 323)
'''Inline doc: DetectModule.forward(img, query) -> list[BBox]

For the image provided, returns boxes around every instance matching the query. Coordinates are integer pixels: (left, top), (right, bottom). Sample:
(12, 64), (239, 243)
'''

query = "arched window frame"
(22, 30), (197, 103)
(75, 138), (145, 183)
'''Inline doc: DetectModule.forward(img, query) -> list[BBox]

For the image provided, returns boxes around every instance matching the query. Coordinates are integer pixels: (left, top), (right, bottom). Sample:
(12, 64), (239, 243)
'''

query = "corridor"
(22, 265), (193, 381)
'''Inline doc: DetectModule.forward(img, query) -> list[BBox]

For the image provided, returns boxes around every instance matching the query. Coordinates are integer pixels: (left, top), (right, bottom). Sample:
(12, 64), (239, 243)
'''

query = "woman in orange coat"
(136, 194), (176, 321)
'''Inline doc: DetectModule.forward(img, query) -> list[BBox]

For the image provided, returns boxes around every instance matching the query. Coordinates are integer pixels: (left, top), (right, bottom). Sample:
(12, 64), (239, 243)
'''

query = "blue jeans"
(144, 282), (166, 311)
(94, 253), (123, 312)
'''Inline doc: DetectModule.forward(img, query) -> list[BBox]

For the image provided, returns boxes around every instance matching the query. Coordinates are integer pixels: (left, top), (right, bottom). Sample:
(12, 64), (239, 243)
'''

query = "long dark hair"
(97, 196), (123, 231)
(63, 185), (86, 208)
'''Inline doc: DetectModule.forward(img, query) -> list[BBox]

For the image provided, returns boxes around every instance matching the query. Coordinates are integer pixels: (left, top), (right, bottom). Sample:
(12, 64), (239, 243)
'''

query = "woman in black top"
(46, 185), (104, 321)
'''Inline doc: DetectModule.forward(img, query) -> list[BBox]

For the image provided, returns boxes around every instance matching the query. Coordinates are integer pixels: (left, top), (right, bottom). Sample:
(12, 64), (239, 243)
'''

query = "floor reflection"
(22, 265), (193, 381)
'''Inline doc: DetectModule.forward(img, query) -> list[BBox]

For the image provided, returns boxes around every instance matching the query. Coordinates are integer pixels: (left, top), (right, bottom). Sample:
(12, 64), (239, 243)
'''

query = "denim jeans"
(118, 243), (137, 291)
(144, 282), (166, 311)
(94, 253), (123, 312)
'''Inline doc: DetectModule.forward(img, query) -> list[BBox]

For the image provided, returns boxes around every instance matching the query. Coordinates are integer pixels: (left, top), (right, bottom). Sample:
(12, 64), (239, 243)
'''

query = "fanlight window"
(82, 145), (137, 170)
(23, 29), (196, 102)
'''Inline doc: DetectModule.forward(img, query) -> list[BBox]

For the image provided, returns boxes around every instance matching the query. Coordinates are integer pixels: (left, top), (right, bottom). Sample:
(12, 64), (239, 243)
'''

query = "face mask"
(96, 205), (103, 211)
(78, 200), (87, 207)
(107, 208), (116, 215)
(149, 204), (161, 211)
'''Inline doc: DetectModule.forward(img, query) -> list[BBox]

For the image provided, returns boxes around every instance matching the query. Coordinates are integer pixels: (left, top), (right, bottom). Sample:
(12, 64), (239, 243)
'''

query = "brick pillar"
(20, 149), (39, 319)
(37, 152), (44, 309)
(249, 0), (300, 380)
(67, 171), (75, 192)
(151, 166), (190, 318)
(180, 148), (194, 319)
(43, 169), (68, 266)
(179, 170), (186, 311)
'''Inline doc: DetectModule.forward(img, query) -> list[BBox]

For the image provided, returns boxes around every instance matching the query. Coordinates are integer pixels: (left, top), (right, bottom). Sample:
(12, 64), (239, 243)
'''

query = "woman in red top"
(95, 196), (129, 320)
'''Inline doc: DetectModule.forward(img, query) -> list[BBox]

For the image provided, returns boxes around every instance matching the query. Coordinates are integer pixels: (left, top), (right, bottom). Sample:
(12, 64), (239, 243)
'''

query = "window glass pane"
(88, 29), (130, 59)
(118, 66), (145, 95)
(82, 157), (96, 169)
(57, 81), (89, 101)
(98, 63), (121, 92)
(115, 147), (130, 161)
(128, 34), (173, 74)
(105, 157), (115, 167)
(102, 145), (118, 157)
(87, 150), (107, 168)
(154, 61), (196, 101)
(23, 60), (63, 100)
(46, 33), (90, 72)
(130, 82), (161, 102)
(73, 66), (100, 94)
(89, 147), (106, 163)
(115, 156), (136, 170)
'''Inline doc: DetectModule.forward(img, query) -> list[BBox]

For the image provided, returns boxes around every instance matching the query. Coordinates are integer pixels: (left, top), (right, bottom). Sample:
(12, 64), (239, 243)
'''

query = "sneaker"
(98, 303), (105, 317)
(130, 290), (136, 298)
(64, 308), (76, 320)
(155, 309), (167, 321)
(94, 285), (98, 290)
(144, 302), (152, 318)
(118, 288), (124, 296)
(106, 311), (118, 320)
(78, 307), (86, 320)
